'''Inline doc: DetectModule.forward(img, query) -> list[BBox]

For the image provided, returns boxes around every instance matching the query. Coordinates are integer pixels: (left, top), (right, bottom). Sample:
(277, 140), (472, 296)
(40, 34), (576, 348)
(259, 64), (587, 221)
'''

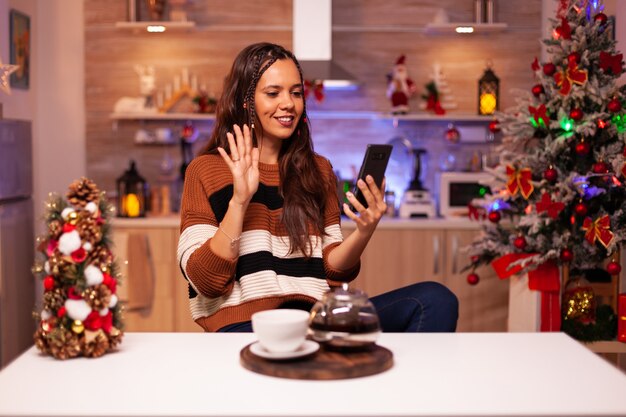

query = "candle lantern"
(116, 160), (147, 218)
(478, 63), (500, 115)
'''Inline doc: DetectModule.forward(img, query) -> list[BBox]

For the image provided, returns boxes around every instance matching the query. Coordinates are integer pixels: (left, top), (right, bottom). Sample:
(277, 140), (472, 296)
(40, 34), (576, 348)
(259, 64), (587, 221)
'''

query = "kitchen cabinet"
(344, 225), (509, 332)
(112, 226), (178, 332)
(112, 218), (507, 332)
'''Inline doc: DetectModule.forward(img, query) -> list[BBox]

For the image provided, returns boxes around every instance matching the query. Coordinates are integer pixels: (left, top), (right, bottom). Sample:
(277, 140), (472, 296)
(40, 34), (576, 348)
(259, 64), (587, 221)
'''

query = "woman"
(177, 42), (458, 333)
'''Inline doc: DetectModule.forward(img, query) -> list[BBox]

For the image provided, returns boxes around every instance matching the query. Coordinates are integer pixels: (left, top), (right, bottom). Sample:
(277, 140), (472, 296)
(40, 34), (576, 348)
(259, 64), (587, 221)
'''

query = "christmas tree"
(33, 178), (123, 359)
(466, 0), (624, 338)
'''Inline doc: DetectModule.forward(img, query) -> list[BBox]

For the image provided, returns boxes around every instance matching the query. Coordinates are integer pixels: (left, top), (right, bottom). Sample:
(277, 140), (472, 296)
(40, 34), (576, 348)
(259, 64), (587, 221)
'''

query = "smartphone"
(351, 144), (393, 209)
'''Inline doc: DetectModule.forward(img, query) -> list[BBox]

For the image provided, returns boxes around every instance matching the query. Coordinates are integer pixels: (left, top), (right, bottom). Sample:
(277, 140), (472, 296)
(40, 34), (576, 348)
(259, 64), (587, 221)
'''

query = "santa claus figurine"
(387, 55), (416, 114)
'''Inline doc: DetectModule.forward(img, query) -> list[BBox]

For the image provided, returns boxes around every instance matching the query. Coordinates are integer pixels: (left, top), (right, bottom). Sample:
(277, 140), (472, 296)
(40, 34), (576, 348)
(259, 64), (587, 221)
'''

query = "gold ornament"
(31, 263), (45, 275)
(562, 277), (596, 324)
(71, 320), (85, 334)
(67, 211), (79, 225)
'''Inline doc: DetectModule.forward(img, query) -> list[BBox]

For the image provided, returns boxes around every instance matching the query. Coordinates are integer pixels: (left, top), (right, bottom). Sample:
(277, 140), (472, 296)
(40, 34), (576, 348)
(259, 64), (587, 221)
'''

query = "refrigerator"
(0, 119), (35, 368)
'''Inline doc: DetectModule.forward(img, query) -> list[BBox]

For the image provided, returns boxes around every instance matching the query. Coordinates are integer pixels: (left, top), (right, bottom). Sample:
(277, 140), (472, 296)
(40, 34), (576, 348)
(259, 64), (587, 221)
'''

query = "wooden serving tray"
(240, 342), (393, 380)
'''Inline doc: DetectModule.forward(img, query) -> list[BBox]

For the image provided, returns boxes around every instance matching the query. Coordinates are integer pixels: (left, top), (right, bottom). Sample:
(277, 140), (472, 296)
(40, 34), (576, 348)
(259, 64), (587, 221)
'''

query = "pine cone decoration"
(82, 329), (110, 358)
(43, 287), (67, 311)
(83, 284), (111, 311)
(87, 245), (113, 270)
(76, 216), (102, 247)
(48, 328), (81, 360)
(107, 327), (124, 349)
(33, 328), (50, 354)
(67, 177), (100, 208)
(48, 220), (63, 240)
(48, 252), (76, 278)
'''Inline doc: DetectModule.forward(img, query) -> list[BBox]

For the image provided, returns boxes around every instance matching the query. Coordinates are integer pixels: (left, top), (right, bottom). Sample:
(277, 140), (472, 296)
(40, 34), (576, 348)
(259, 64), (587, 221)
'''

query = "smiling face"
(254, 58), (304, 145)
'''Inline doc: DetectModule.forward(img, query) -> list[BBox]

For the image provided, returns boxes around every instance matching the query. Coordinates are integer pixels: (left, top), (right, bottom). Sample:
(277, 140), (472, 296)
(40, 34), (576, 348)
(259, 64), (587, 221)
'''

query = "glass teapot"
(309, 283), (381, 350)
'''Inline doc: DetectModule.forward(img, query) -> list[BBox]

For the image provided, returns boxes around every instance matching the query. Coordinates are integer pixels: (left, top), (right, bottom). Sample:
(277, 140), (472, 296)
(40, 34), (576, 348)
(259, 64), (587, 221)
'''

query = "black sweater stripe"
(236, 251), (326, 280)
(209, 183), (284, 223)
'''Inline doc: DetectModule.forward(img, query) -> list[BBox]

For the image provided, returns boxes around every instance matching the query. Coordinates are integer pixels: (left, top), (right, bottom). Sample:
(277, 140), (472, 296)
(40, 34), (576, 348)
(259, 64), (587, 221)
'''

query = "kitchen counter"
(112, 215), (483, 230)
(1, 332), (626, 417)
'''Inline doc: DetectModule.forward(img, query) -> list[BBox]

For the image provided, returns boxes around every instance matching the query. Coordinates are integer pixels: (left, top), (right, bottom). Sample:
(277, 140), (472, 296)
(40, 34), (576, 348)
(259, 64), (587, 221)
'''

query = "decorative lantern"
(478, 63), (500, 115)
(116, 160), (147, 218)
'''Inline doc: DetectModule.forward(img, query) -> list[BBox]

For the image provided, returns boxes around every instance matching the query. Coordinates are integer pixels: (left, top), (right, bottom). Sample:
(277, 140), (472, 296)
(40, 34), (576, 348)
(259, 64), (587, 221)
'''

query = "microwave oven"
(437, 172), (491, 218)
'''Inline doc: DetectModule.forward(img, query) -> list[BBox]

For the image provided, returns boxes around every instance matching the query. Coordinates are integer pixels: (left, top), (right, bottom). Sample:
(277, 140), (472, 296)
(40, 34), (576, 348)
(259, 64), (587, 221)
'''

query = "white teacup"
(251, 309), (310, 353)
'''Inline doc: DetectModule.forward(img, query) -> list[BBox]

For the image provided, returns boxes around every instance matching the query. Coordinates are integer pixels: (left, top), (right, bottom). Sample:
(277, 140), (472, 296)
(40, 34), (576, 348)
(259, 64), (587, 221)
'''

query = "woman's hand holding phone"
(343, 176), (387, 234)
(217, 124), (260, 206)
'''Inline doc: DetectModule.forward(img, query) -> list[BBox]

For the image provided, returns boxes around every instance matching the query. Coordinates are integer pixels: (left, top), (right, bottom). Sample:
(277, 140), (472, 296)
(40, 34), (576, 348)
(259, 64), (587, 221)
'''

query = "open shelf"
(115, 21), (196, 32)
(110, 111), (492, 123)
(110, 112), (215, 121)
(424, 23), (508, 34)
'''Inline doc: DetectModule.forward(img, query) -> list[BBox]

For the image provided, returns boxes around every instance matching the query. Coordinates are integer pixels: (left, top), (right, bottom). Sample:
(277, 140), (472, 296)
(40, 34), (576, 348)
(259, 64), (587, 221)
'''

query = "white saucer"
(249, 340), (320, 360)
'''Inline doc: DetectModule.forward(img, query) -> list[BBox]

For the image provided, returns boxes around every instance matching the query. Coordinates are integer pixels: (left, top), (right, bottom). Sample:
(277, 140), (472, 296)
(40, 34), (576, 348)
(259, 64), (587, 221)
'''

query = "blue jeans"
(217, 281), (458, 333)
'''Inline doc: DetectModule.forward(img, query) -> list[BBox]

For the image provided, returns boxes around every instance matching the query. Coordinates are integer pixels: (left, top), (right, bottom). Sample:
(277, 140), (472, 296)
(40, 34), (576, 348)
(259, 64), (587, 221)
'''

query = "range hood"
(293, 0), (359, 90)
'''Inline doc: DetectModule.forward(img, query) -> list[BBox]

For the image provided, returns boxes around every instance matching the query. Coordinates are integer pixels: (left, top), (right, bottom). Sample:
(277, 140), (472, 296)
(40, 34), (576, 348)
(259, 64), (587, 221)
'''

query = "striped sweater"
(177, 153), (360, 331)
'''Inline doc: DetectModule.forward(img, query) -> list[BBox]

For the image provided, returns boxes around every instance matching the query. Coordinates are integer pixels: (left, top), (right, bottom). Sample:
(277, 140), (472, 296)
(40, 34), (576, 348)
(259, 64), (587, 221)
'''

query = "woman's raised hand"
(217, 124), (260, 205)
(343, 176), (387, 235)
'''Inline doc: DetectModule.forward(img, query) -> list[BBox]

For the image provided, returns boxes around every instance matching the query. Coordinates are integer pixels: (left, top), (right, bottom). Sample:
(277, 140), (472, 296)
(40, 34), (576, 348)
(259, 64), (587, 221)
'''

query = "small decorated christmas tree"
(420, 63), (458, 114)
(33, 178), (123, 359)
(466, 0), (624, 340)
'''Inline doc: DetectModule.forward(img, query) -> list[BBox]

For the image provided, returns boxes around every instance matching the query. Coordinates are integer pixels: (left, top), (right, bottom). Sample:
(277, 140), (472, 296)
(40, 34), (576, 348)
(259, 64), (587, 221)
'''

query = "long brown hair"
(200, 42), (327, 256)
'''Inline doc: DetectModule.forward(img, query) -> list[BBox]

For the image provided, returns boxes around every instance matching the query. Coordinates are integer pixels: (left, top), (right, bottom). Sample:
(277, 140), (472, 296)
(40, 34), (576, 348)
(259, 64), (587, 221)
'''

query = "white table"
(1, 332), (625, 417)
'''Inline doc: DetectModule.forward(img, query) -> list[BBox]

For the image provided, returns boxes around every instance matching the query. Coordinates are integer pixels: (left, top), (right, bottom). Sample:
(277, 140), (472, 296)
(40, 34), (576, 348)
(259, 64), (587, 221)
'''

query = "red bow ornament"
(531, 57), (540, 72)
(492, 254), (561, 332)
(528, 104), (549, 128)
(554, 60), (588, 96)
(554, 18), (572, 40)
(599, 51), (624, 76)
(535, 192), (565, 219)
(582, 215), (614, 248)
(304, 80), (325, 103)
(506, 165), (534, 199)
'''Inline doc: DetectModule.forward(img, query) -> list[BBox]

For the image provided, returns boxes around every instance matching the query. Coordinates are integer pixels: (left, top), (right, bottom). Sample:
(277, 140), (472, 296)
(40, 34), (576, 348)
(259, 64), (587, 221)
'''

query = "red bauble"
(594, 13), (608, 25)
(514, 236), (527, 250)
(488, 120), (500, 133)
(569, 108), (583, 121)
(608, 98), (622, 113)
(467, 273), (480, 285)
(560, 249), (574, 262)
(57, 306), (67, 318)
(543, 63), (556, 76)
(592, 161), (609, 174)
(575, 141), (590, 156)
(445, 126), (461, 143)
(574, 202), (588, 217)
(531, 84), (544, 97)
(488, 211), (501, 223)
(568, 52), (581, 65)
(544, 167), (558, 182)
(606, 261), (622, 275)
(43, 276), (55, 291)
